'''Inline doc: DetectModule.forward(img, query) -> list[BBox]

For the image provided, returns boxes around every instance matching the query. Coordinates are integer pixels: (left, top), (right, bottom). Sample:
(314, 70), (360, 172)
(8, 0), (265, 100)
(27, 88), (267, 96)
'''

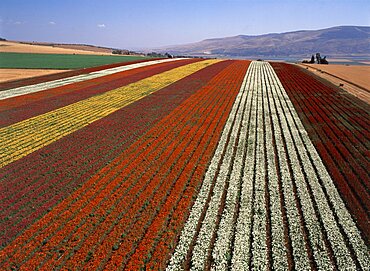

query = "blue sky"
(1, 0), (369, 49)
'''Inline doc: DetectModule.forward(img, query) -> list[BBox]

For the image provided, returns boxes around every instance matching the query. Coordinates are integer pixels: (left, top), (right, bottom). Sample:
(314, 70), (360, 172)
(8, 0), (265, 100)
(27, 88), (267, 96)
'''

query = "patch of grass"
(0, 52), (149, 70)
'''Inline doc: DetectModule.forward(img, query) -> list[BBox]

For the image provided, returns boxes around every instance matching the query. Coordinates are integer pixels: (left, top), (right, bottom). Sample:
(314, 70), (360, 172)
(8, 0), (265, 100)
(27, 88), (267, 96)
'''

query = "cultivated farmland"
(0, 52), (148, 70)
(0, 40), (115, 55)
(0, 58), (368, 270)
(0, 41), (147, 83)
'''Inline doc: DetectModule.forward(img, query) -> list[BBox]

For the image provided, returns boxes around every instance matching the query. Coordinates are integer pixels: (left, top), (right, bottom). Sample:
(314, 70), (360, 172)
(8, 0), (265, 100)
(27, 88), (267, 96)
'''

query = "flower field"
(0, 58), (368, 270)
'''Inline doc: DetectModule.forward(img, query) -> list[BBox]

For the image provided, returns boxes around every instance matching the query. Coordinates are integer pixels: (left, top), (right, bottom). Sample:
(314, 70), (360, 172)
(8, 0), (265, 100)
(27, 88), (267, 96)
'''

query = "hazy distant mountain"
(158, 26), (370, 58)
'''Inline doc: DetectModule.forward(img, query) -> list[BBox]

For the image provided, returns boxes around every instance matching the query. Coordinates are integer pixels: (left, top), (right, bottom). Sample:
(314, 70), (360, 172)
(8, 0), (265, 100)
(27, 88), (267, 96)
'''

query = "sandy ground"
(49, 44), (113, 54)
(0, 69), (70, 83)
(308, 64), (370, 90)
(325, 58), (353, 63)
(0, 41), (114, 55)
(21, 42), (119, 54)
(299, 64), (370, 104)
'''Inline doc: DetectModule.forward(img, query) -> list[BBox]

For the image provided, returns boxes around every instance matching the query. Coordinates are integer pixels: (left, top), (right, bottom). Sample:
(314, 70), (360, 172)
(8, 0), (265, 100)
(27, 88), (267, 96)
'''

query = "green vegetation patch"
(0, 52), (149, 70)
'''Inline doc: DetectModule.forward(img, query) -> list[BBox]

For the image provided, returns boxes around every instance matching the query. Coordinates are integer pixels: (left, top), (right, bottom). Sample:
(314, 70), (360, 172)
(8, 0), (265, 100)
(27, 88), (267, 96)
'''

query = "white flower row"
(269, 101), (311, 270)
(166, 64), (251, 271)
(270, 65), (369, 270)
(210, 65), (253, 270)
(190, 65), (251, 270)
(230, 63), (258, 271)
(265, 62), (334, 270)
(261, 65), (289, 270)
(259, 61), (311, 271)
(250, 63), (268, 270)
(0, 58), (182, 100)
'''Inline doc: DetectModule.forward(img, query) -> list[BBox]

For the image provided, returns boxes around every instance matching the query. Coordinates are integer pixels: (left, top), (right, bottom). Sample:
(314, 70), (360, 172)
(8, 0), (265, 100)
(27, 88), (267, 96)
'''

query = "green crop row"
(0, 52), (149, 70)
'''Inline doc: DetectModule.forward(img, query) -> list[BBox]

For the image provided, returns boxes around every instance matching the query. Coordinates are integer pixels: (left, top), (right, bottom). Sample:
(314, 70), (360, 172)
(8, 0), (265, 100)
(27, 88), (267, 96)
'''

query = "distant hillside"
(19, 41), (126, 54)
(0, 40), (142, 56)
(158, 26), (370, 58)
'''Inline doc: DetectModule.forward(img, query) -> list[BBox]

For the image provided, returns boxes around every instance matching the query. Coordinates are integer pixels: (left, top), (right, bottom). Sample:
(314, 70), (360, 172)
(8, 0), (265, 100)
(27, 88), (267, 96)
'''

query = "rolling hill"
(157, 26), (370, 58)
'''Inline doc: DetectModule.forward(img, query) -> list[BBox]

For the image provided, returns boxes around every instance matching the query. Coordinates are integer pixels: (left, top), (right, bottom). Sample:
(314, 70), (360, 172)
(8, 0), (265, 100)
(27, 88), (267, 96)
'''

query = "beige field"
(326, 58), (353, 63)
(309, 64), (370, 90)
(0, 41), (114, 55)
(0, 69), (70, 83)
(300, 63), (370, 104)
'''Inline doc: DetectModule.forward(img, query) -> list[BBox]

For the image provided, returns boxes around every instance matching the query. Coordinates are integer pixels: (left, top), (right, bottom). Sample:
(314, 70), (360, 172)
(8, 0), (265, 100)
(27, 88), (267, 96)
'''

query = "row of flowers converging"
(0, 60), (250, 270)
(0, 58), (197, 127)
(272, 62), (370, 240)
(0, 59), (221, 248)
(167, 61), (368, 270)
(0, 59), (220, 168)
(0, 58), (180, 100)
(0, 59), (223, 248)
(0, 59), (368, 270)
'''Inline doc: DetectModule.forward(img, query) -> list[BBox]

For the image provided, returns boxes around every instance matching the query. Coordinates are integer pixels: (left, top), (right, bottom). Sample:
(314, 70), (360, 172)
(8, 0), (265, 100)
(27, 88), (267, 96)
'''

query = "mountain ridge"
(157, 26), (370, 58)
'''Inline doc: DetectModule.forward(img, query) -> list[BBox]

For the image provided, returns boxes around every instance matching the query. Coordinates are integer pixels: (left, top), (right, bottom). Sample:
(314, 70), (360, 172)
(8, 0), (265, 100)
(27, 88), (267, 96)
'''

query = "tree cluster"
(302, 53), (328, 64)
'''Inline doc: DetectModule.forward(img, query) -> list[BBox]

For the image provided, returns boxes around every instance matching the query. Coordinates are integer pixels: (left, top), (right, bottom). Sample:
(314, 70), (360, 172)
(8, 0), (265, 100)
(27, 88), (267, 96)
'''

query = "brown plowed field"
(0, 69), (70, 83)
(299, 64), (370, 103)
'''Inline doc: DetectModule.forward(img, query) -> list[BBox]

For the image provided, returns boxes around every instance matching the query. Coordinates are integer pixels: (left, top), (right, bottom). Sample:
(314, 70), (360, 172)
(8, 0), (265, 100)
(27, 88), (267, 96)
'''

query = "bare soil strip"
(0, 69), (70, 83)
(167, 61), (368, 270)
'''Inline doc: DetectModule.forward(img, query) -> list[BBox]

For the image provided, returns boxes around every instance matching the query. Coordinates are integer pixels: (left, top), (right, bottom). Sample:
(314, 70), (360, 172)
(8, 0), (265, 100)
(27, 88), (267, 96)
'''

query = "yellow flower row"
(0, 59), (222, 167)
